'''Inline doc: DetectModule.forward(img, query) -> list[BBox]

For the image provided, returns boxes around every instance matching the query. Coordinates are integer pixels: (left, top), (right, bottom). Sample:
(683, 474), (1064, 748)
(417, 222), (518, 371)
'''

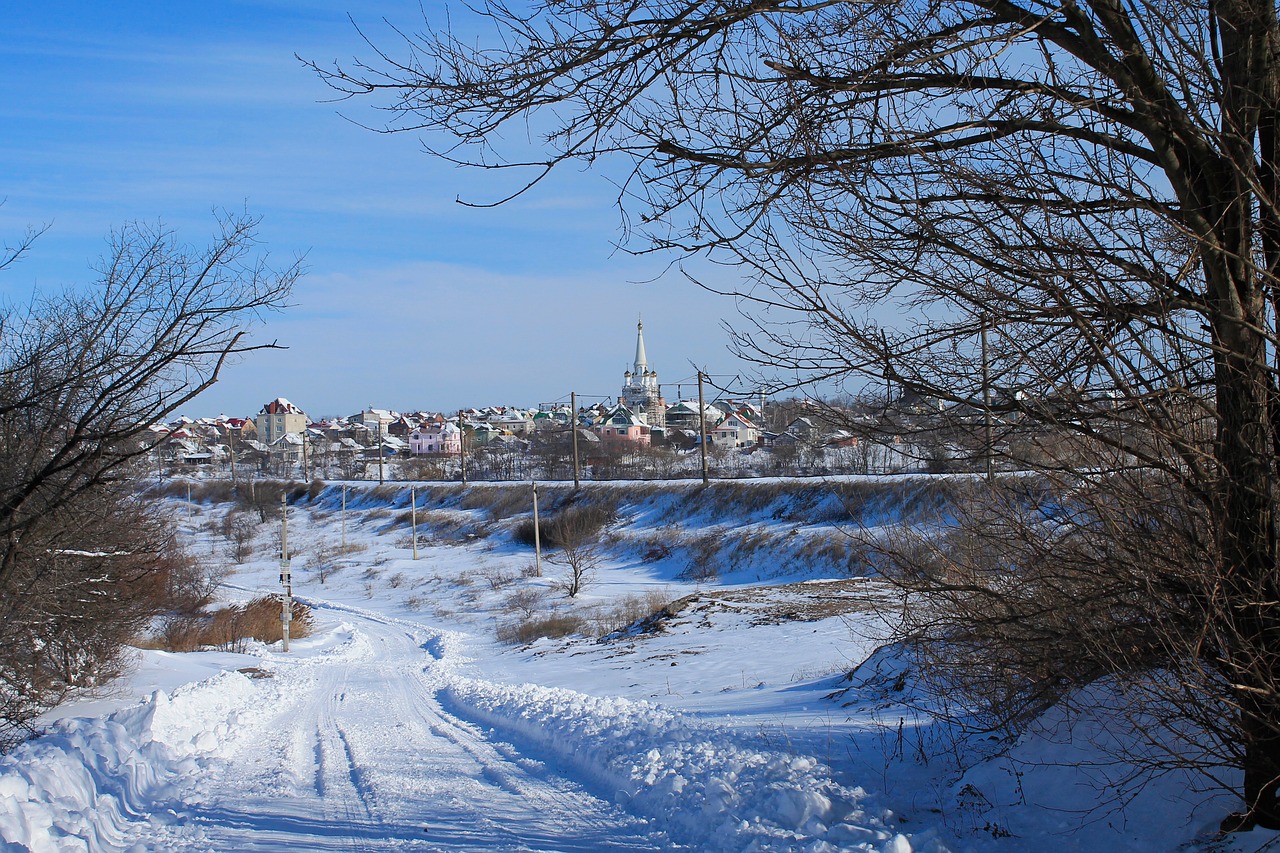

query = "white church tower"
(621, 318), (666, 430)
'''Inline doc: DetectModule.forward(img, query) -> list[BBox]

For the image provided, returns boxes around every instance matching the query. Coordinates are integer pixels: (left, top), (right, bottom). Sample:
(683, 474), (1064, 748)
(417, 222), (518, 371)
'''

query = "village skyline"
(1, 2), (740, 417)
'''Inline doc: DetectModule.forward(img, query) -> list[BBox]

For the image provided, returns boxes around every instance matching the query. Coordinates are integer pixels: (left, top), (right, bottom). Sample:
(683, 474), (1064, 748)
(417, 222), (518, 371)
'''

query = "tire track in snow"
(314, 664), (381, 852)
(146, 602), (671, 852)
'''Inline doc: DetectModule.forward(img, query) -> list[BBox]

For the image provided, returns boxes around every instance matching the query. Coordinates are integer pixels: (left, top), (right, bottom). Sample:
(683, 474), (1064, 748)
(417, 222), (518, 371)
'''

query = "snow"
(0, 479), (1270, 851)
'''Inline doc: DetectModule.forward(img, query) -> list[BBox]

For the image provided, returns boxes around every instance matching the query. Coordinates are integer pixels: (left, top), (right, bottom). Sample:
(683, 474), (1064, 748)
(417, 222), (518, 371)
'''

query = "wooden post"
(458, 410), (468, 485)
(532, 481), (542, 577)
(698, 371), (710, 485)
(411, 485), (418, 560)
(280, 493), (292, 653)
(571, 391), (580, 490)
(378, 430), (385, 484)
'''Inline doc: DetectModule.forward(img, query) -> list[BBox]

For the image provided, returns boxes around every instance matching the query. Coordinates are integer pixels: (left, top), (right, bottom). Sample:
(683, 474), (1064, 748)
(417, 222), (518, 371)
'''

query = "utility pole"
(341, 484), (347, 550)
(458, 410), (468, 485)
(302, 430), (310, 481)
(378, 428), (385, 485)
(411, 485), (418, 560)
(229, 426), (237, 487)
(532, 481), (542, 577)
(570, 391), (580, 490)
(279, 494), (292, 653)
(698, 371), (710, 485)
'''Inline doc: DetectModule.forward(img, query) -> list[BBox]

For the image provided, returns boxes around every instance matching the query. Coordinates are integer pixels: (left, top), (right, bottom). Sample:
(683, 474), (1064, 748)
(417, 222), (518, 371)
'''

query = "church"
(619, 319), (666, 431)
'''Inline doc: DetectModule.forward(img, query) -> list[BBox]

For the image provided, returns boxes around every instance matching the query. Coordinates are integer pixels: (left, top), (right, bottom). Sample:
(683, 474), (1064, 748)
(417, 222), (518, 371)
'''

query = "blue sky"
(0, 1), (743, 419)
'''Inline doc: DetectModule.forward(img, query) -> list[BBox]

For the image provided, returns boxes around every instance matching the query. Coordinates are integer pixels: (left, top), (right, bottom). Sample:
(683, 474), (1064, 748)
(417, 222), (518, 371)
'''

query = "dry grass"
(481, 565), (518, 590)
(496, 612), (586, 645)
(672, 579), (881, 624)
(494, 586), (672, 646)
(459, 484), (556, 520)
(145, 596), (313, 654)
(583, 589), (673, 636)
(366, 484), (402, 504)
(680, 532), (722, 581)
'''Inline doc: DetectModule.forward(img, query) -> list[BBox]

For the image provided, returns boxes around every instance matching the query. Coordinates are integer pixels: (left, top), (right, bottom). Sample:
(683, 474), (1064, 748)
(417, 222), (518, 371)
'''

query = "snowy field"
(0, 479), (1274, 852)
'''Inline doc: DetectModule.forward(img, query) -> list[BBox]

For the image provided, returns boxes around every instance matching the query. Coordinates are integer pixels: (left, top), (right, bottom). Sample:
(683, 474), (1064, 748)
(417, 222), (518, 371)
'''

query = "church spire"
(634, 316), (649, 376)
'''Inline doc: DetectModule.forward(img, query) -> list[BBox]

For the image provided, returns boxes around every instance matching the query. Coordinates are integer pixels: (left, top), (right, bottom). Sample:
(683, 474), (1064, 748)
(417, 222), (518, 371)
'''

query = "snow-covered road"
(0, 484), (927, 853)
(140, 607), (672, 851)
(2, 592), (909, 852)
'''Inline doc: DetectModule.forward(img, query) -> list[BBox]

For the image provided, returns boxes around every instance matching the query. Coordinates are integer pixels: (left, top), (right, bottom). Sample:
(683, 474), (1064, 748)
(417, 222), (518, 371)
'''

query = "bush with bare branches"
(0, 214), (296, 747)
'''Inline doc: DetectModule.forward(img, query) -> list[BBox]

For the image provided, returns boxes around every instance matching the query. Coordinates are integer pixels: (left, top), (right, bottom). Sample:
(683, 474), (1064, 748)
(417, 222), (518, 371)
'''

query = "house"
(786, 417), (818, 442)
(468, 423), (500, 446)
(222, 417), (256, 442)
(664, 400), (719, 431)
(709, 412), (762, 449)
(663, 427), (699, 450)
(490, 410), (535, 436)
(409, 422), (462, 456)
(388, 415), (419, 438)
(270, 432), (305, 466)
(823, 430), (859, 449)
(351, 408), (397, 438)
(592, 404), (651, 446)
(256, 398), (307, 445)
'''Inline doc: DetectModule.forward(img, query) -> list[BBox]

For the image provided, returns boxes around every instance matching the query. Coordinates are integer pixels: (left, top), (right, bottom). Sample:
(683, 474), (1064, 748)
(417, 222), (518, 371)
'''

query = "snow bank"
(440, 676), (921, 852)
(0, 669), (268, 852)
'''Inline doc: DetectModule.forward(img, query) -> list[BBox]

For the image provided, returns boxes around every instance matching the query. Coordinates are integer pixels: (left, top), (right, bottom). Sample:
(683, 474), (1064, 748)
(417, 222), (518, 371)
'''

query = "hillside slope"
(0, 475), (1265, 851)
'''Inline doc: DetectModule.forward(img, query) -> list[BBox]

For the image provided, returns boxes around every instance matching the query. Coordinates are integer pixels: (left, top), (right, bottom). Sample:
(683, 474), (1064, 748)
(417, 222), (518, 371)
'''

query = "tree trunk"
(1215, 297), (1280, 827)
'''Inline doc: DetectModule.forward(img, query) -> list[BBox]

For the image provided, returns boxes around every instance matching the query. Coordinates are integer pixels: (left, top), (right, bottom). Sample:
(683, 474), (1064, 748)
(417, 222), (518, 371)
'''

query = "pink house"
(592, 404), (651, 447)
(409, 422), (462, 455)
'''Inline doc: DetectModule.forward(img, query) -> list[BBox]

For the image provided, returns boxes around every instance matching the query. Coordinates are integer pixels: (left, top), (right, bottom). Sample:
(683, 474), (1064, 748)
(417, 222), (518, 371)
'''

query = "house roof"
(714, 413), (760, 430)
(597, 403), (646, 427)
(260, 397), (305, 416)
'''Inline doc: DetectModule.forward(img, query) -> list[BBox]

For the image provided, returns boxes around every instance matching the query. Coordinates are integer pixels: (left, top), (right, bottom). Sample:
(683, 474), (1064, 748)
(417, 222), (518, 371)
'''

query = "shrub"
(481, 565), (518, 590)
(496, 613), (586, 645)
(307, 479), (326, 501)
(512, 502), (615, 548)
(149, 596), (313, 653)
(502, 587), (547, 618)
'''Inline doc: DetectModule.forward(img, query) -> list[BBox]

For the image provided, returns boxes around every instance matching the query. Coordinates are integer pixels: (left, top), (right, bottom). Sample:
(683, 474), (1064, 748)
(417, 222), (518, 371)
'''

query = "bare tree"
(530, 503), (612, 596)
(548, 519), (602, 598)
(221, 508), (258, 563)
(0, 214), (297, 743)
(315, 0), (1280, 828)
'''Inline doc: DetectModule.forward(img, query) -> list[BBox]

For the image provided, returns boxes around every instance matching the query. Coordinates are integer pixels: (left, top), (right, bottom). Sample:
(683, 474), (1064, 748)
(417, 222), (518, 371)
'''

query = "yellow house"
(256, 397), (308, 445)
